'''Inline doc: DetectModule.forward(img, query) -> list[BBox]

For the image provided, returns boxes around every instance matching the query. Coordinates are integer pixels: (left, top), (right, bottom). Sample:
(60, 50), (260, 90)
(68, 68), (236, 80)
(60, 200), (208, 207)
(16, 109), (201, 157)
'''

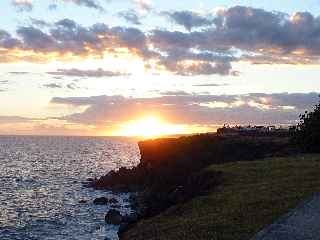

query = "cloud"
(148, 7), (320, 74)
(0, 80), (9, 92)
(0, 116), (95, 136)
(48, 3), (58, 10)
(163, 11), (214, 31)
(3, 92), (314, 134)
(118, 9), (142, 25)
(13, 0), (105, 12)
(160, 90), (191, 96)
(12, 0), (33, 12)
(0, 30), (21, 50)
(2, 7), (320, 75)
(8, 71), (30, 75)
(43, 83), (63, 88)
(0, 116), (36, 124)
(66, 82), (80, 90)
(17, 26), (56, 51)
(158, 59), (237, 76)
(47, 68), (131, 77)
(54, 0), (104, 11)
(0, 19), (149, 63)
(50, 92), (319, 126)
(29, 18), (52, 28)
(132, 0), (152, 12)
(193, 83), (229, 87)
(43, 82), (83, 90)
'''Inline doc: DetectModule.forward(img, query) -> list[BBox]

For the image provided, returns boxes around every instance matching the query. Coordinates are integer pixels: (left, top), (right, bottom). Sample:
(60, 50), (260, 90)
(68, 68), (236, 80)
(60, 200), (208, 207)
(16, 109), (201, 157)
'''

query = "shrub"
(292, 98), (320, 152)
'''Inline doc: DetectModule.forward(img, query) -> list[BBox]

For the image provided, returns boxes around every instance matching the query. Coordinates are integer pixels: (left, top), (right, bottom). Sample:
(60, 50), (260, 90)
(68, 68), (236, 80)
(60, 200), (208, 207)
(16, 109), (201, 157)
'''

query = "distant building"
(217, 125), (290, 136)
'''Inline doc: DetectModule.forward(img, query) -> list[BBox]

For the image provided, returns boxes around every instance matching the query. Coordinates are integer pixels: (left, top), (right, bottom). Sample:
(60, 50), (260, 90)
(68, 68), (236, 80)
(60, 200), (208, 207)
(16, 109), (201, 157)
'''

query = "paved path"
(253, 193), (320, 240)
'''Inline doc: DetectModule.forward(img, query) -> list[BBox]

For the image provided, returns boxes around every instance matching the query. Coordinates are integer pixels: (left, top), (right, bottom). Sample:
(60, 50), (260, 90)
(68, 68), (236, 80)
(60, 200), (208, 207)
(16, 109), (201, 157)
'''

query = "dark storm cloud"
(163, 10), (214, 31)
(50, 92), (319, 125)
(118, 9), (142, 25)
(47, 68), (131, 77)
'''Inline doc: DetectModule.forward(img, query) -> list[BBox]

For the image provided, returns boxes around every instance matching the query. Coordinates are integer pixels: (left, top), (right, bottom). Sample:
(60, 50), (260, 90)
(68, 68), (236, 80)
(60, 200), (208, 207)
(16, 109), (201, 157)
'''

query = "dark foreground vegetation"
(292, 98), (320, 152)
(91, 99), (320, 239)
(121, 154), (320, 240)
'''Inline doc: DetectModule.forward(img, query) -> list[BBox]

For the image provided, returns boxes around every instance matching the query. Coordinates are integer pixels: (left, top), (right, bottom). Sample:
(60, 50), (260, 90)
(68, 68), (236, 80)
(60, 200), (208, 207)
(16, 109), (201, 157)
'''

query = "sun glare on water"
(116, 116), (186, 138)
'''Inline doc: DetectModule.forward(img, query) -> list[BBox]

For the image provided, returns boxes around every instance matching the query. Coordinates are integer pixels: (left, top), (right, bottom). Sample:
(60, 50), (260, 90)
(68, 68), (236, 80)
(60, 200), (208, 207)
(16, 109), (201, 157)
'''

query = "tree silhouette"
(292, 97), (320, 152)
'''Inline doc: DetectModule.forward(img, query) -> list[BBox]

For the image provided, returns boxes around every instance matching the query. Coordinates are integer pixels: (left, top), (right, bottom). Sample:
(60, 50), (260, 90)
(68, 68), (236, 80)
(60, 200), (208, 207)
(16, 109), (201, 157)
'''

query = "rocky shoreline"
(89, 133), (293, 239)
(82, 177), (142, 239)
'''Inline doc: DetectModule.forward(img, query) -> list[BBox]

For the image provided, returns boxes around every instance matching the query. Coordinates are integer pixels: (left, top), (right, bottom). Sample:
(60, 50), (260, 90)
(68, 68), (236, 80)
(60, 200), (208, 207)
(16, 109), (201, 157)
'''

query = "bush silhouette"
(292, 98), (320, 152)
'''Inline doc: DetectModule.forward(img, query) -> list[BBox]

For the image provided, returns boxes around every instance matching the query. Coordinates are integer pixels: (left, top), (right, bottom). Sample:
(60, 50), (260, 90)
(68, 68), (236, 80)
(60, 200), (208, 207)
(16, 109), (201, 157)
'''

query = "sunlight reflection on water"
(0, 136), (140, 240)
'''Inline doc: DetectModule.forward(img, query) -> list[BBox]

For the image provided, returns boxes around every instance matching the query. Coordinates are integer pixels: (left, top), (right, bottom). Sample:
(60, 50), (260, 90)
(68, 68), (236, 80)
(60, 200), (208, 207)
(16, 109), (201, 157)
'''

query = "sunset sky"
(1, 0), (320, 136)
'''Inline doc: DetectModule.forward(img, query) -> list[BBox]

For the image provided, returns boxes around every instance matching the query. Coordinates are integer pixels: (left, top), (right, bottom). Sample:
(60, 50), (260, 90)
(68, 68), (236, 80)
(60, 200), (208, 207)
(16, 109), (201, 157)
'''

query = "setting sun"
(115, 116), (186, 137)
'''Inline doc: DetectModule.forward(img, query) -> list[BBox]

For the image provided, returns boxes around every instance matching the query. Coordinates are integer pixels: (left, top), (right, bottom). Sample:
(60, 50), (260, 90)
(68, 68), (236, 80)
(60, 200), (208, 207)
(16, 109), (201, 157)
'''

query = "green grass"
(122, 154), (320, 240)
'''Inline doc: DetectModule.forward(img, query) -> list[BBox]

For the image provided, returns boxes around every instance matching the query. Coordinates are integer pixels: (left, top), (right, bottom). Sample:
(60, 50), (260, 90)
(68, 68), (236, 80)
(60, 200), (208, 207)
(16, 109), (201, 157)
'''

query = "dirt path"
(253, 193), (320, 240)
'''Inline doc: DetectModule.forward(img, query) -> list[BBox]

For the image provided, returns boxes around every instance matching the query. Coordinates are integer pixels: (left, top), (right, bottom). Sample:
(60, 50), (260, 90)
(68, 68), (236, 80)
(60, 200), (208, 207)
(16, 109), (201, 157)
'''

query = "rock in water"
(108, 197), (118, 204)
(105, 209), (123, 225)
(93, 197), (109, 205)
(111, 204), (121, 208)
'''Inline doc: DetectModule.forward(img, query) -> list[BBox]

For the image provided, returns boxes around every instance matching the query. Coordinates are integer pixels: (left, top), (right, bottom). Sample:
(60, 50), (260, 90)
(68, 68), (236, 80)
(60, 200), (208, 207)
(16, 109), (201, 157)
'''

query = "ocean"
(0, 136), (141, 240)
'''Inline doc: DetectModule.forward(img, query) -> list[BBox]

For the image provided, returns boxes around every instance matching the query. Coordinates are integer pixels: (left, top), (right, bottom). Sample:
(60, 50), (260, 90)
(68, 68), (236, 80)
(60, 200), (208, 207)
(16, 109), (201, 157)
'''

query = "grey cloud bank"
(50, 92), (319, 126)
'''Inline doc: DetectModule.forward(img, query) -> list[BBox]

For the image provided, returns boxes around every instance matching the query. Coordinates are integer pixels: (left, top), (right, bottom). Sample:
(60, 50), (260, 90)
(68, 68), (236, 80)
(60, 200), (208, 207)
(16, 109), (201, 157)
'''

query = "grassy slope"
(122, 154), (320, 240)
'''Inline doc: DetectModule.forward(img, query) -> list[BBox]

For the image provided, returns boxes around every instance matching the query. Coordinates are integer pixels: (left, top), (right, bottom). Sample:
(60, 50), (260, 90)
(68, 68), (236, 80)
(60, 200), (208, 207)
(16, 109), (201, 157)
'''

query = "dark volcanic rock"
(118, 213), (139, 236)
(118, 223), (129, 235)
(93, 134), (290, 222)
(108, 197), (118, 204)
(105, 209), (122, 225)
(93, 197), (109, 205)
(111, 204), (121, 208)
(122, 213), (139, 224)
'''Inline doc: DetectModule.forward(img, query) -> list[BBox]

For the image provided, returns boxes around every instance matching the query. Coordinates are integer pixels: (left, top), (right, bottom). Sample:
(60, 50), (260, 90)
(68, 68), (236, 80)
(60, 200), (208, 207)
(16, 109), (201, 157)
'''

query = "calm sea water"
(0, 136), (140, 240)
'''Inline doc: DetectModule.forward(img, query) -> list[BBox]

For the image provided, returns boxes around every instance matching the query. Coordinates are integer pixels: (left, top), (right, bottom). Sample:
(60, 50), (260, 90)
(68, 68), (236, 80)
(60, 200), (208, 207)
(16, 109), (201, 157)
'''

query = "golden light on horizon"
(114, 116), (187, 137)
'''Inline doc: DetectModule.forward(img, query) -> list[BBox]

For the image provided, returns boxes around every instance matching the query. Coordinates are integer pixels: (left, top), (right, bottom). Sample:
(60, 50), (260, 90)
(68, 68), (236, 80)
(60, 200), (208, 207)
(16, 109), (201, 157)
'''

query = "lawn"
(122, 154), (320, 240)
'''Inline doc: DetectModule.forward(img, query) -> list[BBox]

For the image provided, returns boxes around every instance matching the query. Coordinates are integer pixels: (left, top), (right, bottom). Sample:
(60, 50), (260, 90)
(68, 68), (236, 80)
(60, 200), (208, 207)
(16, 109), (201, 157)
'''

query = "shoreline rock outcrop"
(105, 209), (122, 225)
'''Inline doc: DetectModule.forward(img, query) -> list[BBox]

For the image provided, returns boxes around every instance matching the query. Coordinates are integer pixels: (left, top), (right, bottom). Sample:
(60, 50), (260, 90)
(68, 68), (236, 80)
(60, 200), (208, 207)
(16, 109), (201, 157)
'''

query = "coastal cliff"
(92, 133), (292, 236)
